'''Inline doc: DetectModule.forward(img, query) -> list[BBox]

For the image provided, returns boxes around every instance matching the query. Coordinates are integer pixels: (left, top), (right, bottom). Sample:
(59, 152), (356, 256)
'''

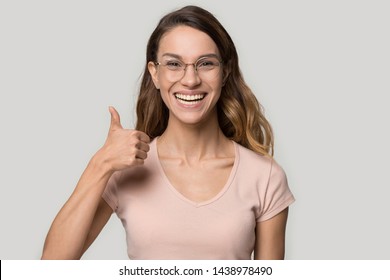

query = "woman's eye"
(197, 60), (218, 69)
(200, 61), (211, 66)
(166, 61), (182, 69)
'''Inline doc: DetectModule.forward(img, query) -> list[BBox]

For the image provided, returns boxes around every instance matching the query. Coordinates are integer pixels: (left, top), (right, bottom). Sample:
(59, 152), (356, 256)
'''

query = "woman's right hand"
(41, 106), (149, 259)
(96, 106), (150, 173)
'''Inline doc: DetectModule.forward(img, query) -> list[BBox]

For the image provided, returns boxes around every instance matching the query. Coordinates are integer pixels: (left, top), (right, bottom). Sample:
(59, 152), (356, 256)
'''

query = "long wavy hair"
(136, 5), (274, 156)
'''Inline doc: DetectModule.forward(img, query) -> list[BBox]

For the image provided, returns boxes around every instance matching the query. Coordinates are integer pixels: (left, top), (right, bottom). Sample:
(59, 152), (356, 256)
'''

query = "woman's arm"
(254, 207), (289, 260)
(41, 156), (114, 260)
(80, 197), (113, 255)
(41, 107), (150, 259)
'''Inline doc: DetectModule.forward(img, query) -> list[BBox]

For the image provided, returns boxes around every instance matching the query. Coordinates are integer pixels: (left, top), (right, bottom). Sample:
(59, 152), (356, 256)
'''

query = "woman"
(42, 5), (294, 260)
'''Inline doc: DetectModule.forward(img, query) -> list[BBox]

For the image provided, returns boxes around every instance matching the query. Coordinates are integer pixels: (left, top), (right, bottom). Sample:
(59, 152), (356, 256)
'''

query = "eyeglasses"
(154, 56), (223, 82)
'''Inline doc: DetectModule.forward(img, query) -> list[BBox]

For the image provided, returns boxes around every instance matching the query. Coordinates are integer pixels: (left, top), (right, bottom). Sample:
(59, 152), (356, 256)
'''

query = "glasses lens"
(159, 57), (222, 81)
(196, 57), (221, 80)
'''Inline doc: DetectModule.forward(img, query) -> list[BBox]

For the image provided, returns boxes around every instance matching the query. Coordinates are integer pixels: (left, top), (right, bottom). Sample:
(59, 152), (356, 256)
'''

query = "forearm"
(41, 107), (150, 259)
(41, 153), (113, 259)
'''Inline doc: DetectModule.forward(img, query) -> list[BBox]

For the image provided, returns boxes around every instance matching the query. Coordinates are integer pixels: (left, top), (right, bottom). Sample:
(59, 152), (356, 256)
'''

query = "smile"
(174, 93), (205, 105)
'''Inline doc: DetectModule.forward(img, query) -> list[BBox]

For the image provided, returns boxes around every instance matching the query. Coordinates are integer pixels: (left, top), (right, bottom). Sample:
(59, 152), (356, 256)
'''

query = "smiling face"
(148, 25), (223, 126)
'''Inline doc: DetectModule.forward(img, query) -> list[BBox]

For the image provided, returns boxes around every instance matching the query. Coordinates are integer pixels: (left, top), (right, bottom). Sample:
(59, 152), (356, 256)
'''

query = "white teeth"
(177, 99), (201, 105)
(175, 94), (205, 101)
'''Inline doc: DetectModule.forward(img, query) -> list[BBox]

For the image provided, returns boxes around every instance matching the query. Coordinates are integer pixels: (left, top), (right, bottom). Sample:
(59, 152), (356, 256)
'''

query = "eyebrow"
(161, 53), (220, 60)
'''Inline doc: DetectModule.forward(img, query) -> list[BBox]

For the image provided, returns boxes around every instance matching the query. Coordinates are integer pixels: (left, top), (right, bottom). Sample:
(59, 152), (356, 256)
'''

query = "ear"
(148, 61), (160, 89)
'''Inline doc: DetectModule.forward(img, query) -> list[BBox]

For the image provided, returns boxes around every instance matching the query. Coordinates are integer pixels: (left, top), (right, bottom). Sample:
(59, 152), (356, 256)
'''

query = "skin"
(149, 26), (289, 259)
(41, 26), (288, 260)
(41, 107), (150, 259)
(148, 26), (235, 203)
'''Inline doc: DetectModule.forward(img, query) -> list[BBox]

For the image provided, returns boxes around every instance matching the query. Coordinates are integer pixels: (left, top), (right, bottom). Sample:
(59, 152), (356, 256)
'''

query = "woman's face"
(148, 25), (223, 126)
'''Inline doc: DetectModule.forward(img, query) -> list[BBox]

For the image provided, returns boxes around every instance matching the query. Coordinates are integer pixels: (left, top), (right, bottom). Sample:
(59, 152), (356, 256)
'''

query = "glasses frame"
(154, 56), (223, 81)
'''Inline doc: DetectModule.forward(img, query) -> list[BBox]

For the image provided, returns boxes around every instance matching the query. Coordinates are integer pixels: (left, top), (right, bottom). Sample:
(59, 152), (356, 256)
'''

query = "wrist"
(89, 148), (115, 178)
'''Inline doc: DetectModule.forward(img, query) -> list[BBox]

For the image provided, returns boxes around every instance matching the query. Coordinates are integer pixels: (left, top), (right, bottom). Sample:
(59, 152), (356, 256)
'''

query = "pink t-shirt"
(102, 138), (295, 260)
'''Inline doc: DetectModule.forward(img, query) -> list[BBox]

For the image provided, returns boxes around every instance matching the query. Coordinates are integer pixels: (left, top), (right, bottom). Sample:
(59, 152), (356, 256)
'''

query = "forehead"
(158, 25), (219, 59)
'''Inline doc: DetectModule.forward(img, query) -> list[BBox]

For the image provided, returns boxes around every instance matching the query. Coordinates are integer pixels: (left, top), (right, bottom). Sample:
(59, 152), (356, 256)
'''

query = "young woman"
(42, 5), (295, 260)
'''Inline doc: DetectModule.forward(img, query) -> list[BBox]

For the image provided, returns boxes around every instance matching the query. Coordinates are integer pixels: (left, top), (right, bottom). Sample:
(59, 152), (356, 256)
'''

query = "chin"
(171, 109), (217, 127)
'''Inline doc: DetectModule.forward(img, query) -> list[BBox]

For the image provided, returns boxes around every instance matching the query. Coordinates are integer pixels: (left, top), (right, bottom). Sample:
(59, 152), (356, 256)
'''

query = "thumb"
(108, 106), (123, 130)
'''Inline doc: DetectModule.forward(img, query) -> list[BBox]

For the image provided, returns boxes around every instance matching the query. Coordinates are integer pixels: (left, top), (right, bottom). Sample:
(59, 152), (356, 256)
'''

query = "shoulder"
(235, 142), (273, 171)
(235, 142), (287, 183)
(233, 144), (295, 222)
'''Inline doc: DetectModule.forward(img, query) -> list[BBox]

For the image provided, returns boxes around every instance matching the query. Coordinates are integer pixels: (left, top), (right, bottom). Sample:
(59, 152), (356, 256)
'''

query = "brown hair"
(136, 5), (274, 156)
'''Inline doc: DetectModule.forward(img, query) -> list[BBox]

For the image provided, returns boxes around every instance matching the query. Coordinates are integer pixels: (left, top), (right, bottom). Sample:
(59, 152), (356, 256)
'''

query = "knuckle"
(134, 141), (142, 149)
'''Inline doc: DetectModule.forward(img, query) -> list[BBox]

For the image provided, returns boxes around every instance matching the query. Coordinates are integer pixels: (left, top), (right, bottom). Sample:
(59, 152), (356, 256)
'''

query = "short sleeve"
(256, 160), (295, 222)
(102, 171), (121, 212)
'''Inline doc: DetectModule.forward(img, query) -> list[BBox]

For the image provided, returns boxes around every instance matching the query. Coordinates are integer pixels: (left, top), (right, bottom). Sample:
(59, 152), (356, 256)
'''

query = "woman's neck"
(157, 114), (232, 161)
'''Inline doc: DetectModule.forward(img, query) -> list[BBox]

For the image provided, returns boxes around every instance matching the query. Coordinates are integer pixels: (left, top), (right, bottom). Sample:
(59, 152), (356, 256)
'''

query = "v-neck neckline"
(153, 137), (239, 208)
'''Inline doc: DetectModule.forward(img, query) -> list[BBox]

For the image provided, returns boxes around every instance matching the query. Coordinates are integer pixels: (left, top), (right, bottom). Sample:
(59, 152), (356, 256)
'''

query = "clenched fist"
(97, 106), (150, 172)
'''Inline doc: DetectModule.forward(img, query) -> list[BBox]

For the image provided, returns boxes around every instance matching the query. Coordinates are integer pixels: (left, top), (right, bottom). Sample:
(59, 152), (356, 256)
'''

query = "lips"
(174, 93), (206, 105)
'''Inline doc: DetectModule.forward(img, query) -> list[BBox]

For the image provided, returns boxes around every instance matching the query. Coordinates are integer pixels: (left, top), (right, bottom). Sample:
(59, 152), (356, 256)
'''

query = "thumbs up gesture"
(98, 106), (150, 172)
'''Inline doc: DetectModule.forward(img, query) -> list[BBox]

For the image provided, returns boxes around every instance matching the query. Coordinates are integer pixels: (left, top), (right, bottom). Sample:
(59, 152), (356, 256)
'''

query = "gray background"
(1, 0), (389, 259)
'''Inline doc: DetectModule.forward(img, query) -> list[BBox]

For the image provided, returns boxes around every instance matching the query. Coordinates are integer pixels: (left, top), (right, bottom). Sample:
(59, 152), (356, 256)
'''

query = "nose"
(180, 64), (201, 87)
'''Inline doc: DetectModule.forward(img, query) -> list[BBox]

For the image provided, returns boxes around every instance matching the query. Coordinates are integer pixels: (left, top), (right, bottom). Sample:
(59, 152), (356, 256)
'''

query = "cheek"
(158, 87), (173, 108)
(157, 72), (173, 90)
(159, 90), (169, 104)
(212, 81), (223, 98)
(157, 75), (173, 101)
